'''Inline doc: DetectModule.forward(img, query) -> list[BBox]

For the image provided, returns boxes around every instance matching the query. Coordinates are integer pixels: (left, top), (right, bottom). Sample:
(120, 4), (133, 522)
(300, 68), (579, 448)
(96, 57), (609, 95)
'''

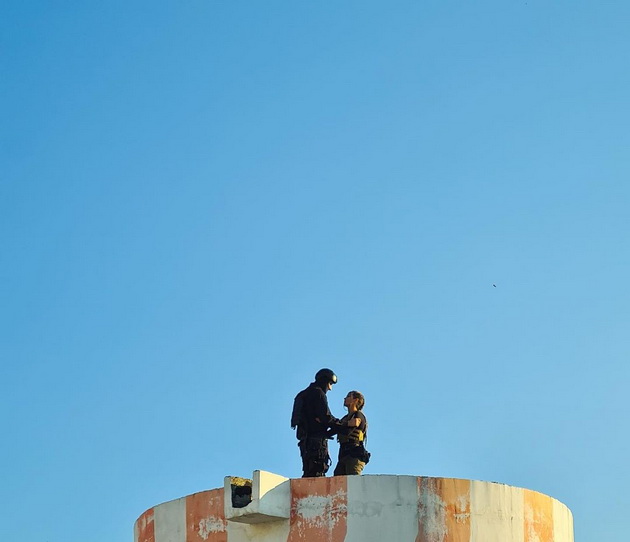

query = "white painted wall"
(135, 474), (574, 542)
(345, 475), (419, 542)
(227, 516), (291, 542)
(553, 496), (575, 542)
(154, 497), (186, 542)
(470, 481), (524, 542)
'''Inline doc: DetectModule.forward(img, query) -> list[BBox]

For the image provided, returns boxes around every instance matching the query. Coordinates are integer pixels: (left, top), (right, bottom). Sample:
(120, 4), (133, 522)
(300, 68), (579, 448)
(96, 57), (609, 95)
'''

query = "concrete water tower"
(134, 470), (574, 541)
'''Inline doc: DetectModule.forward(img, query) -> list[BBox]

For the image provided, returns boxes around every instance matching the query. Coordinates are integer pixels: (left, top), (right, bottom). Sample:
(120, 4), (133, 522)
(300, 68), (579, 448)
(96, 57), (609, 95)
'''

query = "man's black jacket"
(299, 382), (339, 438)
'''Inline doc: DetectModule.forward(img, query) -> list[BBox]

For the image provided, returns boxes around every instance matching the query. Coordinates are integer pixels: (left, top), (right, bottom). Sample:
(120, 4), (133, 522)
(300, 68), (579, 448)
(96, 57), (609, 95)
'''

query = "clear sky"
(2, 1), (629, 540)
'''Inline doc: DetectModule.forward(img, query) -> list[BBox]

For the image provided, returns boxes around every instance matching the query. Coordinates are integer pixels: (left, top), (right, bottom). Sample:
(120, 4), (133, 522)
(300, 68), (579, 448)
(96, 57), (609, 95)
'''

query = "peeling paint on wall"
(134, 474), (572, 542)
(136, 508), (155, 542)
(417, 477), (470, 542)
(288, 477), (348, 542)
(187, 490), (227, 542)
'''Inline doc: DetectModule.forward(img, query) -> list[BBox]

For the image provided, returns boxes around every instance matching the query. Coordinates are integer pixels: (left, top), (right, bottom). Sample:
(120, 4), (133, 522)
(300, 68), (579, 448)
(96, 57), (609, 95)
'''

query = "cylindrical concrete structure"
(135, 472), (574, 542)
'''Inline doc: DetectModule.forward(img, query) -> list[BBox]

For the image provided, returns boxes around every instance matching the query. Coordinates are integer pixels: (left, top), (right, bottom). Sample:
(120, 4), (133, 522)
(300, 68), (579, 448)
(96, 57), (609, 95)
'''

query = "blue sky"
(2, 1), (629, 540)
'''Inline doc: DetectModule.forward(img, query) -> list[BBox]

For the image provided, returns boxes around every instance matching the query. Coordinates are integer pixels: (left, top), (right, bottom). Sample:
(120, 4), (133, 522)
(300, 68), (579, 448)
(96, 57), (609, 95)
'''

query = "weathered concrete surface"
(226, 471), (290, 524)
(134, 471), (573, 542)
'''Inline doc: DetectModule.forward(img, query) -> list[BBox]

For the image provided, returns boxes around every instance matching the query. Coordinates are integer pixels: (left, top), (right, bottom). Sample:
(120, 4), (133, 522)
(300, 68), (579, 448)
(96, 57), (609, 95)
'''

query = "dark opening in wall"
(230, 477), (252, 508)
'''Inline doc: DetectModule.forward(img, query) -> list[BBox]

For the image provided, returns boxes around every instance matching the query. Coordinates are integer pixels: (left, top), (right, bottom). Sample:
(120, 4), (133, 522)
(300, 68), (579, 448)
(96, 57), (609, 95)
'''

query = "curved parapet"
(134, 471), (574, 542)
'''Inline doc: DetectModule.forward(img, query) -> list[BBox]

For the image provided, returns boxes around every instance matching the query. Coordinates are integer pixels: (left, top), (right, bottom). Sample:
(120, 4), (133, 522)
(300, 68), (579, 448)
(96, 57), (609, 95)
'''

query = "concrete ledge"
(135, 473), (574, 542)
(224, 470), (290, 524)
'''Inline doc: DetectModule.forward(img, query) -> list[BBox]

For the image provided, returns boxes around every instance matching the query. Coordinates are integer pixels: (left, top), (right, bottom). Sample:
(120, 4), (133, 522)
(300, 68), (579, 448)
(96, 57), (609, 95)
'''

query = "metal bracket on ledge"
(224, 470), (290, 524)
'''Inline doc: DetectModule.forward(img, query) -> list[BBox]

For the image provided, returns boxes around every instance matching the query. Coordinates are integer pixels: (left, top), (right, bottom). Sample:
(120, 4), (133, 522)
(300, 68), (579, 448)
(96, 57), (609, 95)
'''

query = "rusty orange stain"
(136, 508), (155, 542)
(186, 489), (227, 542)
(417, 477), (471, 542)
(524, 489), (554, 542)
(288, 477), (348, 542)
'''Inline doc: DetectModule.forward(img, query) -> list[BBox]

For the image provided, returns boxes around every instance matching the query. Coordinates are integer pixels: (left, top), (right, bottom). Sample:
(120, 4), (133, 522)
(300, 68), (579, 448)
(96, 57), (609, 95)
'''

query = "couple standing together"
(291, 368), (370, 478)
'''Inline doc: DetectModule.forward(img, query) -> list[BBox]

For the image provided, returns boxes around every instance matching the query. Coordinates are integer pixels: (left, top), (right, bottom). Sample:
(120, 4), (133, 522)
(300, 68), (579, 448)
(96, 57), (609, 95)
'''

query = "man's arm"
(312, 389), (339, 427)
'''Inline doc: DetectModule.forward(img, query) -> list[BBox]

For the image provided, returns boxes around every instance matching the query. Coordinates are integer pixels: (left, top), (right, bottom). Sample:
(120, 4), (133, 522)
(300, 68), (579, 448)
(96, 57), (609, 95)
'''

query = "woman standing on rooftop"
(332, 390), (370, 476)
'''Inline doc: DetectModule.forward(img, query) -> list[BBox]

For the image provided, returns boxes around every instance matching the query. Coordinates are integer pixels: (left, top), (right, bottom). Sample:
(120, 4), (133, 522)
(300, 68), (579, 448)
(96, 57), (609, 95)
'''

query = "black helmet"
(315, 368), (337, 386)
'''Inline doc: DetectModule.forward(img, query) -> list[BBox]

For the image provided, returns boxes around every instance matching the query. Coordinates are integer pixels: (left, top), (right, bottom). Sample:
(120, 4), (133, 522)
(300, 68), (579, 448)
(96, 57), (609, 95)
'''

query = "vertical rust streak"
(443, 479), (471, 542)
(524, 489), (554, 542)
(186, 489), (227, 542)
(136, 508), (155, 542)
(417, 477), (471, 542)
(288, 477), (348, 542)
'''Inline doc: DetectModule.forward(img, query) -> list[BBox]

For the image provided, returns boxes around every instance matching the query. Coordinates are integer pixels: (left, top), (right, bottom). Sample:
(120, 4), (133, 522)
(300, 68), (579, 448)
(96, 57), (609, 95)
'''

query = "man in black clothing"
(292, 368), (358, 477)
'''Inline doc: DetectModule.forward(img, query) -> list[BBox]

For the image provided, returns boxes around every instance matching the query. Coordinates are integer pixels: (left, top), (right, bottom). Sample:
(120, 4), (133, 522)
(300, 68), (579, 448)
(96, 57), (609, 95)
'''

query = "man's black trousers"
(299, 437), (330, 477)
